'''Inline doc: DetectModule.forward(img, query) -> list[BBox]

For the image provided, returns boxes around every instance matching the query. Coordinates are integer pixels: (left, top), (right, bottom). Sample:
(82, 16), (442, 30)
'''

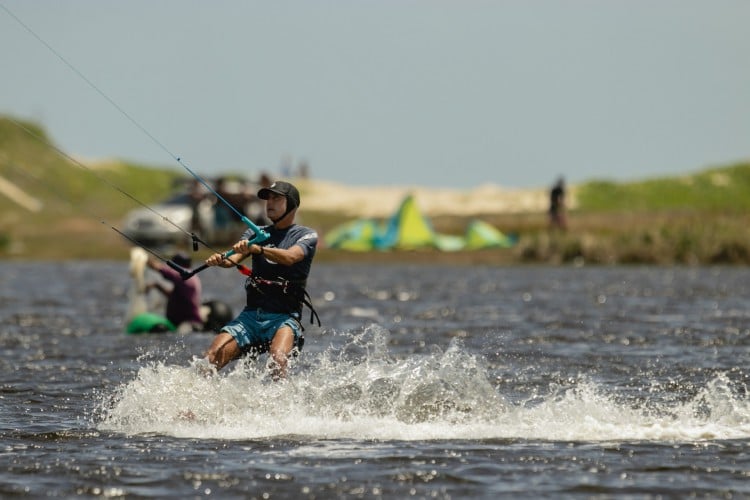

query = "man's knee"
(270, 327), (295, 356)
(205, 332), (240, 369)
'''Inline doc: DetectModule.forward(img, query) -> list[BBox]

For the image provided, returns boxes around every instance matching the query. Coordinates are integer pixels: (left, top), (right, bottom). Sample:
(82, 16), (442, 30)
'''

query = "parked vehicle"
(121, 192), (215, 247)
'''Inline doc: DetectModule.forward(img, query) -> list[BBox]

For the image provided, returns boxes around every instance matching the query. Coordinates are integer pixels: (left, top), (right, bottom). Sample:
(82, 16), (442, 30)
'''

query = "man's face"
(265, 192), (288, 219)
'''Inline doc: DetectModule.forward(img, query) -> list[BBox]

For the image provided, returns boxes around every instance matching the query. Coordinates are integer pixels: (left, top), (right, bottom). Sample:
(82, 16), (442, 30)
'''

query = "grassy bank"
(2, 116), (749, 265)
(7, 209), (745, 266)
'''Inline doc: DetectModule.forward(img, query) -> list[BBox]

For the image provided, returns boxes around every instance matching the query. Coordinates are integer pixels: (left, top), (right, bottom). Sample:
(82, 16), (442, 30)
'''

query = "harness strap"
(301, 289), (321, 328)
(247, 275), (321, 328)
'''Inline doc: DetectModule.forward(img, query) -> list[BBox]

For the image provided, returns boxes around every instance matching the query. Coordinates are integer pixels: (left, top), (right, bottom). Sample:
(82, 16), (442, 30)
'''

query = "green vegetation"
(548, 163), (750, 265)
(1, 115), (749, 264)
(0, 116), (184, 210)
(576, 163), (750, 212)
(0, 116), (187, 259)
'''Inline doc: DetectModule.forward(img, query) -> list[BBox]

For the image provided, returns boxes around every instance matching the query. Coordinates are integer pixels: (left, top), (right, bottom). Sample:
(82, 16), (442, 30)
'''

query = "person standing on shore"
(201, 181), (318, 379)
(549, 177), (567, 231)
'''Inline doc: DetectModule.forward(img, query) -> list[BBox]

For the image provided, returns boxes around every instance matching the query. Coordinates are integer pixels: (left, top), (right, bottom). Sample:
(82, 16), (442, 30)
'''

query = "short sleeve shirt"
(241, 224), (318, 310)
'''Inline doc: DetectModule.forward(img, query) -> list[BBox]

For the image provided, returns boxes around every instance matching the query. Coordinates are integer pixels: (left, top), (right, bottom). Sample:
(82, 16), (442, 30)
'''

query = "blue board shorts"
(222, 308), (303, 356)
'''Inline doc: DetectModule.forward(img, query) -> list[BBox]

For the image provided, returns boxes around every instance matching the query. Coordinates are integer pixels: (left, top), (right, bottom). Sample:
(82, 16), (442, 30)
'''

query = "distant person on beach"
(258, 172), (273, 189)
(298, 159), (310, 179)
(201, 180), (319, 379)
(188, 179), (207, 235)
(549, 177), (567, 231)
(146, 253), (204, 333)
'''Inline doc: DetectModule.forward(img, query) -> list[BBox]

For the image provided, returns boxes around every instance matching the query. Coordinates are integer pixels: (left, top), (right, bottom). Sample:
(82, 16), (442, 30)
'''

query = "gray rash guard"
(240, 224), (318, 314)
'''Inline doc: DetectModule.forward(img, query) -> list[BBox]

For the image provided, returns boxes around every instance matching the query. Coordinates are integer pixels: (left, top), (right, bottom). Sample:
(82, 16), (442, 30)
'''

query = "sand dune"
(296, 179), (564, 218)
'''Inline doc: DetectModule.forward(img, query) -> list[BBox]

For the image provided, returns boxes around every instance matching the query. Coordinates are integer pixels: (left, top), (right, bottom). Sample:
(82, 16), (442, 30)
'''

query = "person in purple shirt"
(146, 253), (204, 332)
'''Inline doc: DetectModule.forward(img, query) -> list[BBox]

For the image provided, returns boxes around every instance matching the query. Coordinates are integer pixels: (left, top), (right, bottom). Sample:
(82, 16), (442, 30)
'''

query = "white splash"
(97, 325), (750, 443)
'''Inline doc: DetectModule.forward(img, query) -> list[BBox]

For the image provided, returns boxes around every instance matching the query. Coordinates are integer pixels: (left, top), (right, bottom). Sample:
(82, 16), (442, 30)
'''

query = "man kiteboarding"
(202, 180), (319, 379)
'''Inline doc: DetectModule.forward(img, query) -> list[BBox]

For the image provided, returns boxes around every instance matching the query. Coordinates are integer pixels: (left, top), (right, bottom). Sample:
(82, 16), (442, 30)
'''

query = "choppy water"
(2, 261), (750, 498)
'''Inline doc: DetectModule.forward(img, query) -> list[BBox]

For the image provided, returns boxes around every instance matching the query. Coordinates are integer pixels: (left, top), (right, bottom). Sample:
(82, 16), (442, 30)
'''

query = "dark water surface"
(2, 261), (750, 498)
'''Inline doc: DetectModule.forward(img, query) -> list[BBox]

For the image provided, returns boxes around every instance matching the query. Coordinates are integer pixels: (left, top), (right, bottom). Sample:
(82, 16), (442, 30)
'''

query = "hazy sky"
(1, 1), (749, 189)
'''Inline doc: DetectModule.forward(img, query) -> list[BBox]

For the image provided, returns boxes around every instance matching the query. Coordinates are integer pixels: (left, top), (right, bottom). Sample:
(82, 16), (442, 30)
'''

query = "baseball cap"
(257, 181), (300, 209)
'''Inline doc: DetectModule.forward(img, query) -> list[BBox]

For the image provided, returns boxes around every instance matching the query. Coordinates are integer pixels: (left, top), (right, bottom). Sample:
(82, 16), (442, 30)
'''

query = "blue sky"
(1, 0), (749, 189)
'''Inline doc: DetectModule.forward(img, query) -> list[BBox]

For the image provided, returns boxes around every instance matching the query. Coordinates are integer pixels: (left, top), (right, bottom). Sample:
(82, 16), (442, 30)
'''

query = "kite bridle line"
(2, 4), (270, 277)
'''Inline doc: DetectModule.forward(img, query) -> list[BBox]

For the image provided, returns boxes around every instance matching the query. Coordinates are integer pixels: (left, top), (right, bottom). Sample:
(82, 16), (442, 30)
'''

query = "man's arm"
(248, 243), (305, 266)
